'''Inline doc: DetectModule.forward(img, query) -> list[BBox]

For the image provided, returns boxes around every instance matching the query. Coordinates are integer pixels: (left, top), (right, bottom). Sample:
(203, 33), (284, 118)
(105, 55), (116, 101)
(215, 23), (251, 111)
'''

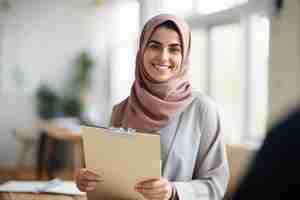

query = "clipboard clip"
(80, 124), (137, 135)
(108, 127), (136, 135)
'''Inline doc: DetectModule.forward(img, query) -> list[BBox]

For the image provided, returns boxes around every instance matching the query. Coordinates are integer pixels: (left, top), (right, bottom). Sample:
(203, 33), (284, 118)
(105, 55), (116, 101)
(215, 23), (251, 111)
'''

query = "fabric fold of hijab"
(111, 14), (194, 133)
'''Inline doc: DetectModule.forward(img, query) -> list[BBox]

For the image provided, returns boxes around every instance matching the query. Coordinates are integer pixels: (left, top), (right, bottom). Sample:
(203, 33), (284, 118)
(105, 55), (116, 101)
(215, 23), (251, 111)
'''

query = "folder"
(81, 125), (161, 200)
(0, 178), (85, 195)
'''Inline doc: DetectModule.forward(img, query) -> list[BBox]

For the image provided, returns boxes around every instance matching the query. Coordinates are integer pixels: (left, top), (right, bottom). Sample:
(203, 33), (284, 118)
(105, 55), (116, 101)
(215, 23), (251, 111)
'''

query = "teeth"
(153, 64), (169, 69)
(157, 65), (168, 68)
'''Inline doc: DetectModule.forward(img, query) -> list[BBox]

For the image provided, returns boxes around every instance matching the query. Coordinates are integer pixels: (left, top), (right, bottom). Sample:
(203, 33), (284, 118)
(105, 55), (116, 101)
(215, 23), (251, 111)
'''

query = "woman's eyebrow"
(147, 40), (161, 45)
(148, 40), (181, 47)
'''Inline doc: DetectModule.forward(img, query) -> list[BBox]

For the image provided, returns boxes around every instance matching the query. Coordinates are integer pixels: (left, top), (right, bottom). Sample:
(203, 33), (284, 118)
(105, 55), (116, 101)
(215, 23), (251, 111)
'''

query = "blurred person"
(76, 13), (229, 200)
(232, 106), (300, 200)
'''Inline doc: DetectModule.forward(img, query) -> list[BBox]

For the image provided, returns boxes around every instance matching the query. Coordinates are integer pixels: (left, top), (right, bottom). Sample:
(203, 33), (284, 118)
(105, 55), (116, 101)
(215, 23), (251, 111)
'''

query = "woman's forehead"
(149, 27), (181, 45)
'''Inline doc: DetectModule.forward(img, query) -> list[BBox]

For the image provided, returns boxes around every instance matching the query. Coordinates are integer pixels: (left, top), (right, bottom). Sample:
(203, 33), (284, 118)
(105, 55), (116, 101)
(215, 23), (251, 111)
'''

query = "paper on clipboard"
(81, 125), (161, 200)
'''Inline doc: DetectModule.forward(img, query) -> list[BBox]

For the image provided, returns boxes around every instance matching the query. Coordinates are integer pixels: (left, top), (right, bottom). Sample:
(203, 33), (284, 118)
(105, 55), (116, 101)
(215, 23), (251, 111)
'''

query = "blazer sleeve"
(173, 99), (230, 200)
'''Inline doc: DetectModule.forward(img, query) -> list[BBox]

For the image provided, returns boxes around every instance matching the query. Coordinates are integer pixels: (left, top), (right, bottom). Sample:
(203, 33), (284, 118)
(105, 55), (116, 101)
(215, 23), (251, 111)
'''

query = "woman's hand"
(134, 178), (173, 200)
(75, 168), (102, 192)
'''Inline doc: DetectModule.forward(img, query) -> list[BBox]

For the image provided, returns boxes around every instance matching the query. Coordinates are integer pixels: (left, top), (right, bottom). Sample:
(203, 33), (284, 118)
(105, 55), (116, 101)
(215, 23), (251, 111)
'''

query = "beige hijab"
(111, 14), (193, 133)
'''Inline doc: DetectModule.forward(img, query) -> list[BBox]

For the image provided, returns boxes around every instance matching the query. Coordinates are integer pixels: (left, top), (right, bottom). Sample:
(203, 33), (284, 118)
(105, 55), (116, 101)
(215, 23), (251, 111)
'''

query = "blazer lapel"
(161, 113), (183, 178)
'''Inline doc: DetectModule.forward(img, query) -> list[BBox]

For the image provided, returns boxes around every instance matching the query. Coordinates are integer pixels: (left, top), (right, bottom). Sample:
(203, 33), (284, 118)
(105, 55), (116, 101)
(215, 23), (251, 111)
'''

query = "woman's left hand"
(134, 178), (173, 200)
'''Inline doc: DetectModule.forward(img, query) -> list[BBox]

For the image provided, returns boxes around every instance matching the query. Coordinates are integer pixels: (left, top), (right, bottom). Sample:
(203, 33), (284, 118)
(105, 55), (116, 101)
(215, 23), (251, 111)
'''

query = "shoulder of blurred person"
(232, 106), (300, 200)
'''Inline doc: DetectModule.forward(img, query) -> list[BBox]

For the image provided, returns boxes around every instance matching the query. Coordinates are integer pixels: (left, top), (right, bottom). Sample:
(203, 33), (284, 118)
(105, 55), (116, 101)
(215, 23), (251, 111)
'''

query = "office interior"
(0, 0), (297, 198)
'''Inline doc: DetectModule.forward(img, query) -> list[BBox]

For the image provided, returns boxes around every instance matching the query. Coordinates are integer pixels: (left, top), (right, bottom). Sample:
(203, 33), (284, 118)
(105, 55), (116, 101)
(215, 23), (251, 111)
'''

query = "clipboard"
(81, 125), (161, 200)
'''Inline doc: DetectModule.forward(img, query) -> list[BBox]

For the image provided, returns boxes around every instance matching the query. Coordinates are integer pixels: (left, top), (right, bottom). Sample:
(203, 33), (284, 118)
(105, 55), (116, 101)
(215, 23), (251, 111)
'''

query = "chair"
(224, 144), (256, 200)
(13, 127), (40, 179)
(37, 120), (84, 180)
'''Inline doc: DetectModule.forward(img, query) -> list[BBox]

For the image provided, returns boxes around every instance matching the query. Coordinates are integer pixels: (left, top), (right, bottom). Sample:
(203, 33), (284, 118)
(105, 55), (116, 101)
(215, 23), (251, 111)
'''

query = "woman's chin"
(152, 75), (172, 82)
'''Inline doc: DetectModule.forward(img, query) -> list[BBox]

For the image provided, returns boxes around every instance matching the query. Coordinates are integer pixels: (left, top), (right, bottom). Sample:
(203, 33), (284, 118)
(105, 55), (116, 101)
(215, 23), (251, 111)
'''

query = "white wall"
(268, 0), (300, 127)
(0, 0), (139, 167)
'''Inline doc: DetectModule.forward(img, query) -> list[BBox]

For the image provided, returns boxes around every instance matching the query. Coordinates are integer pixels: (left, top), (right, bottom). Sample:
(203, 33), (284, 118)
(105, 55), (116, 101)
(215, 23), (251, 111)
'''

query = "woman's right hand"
(75, 168), (102, 192)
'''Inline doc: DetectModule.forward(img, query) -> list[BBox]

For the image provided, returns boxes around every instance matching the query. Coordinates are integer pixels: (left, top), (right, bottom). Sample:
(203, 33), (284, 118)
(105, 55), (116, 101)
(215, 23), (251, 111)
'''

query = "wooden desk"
(37, 121), (84, 180)
(40, 122), (82, 142)
(0, 192), (86, 200)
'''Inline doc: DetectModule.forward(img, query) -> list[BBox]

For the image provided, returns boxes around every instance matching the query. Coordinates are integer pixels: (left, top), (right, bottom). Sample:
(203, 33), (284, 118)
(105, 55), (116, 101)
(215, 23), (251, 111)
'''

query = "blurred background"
(0, 0), (298, 198)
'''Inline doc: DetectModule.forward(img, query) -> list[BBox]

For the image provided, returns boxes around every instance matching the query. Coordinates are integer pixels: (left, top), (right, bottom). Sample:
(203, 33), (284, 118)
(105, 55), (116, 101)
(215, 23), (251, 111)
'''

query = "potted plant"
(63, 51), (94, 120)
(36, 84), (60, 120)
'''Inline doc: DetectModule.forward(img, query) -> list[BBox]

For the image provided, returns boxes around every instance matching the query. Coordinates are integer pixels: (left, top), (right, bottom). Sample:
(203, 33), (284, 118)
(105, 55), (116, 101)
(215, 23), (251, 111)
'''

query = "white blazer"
(160, 92), (229, 200)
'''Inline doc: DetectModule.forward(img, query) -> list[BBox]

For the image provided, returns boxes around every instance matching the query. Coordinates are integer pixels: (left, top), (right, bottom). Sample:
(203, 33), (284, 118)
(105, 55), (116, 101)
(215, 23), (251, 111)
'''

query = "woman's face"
(143, 26), (182, 82)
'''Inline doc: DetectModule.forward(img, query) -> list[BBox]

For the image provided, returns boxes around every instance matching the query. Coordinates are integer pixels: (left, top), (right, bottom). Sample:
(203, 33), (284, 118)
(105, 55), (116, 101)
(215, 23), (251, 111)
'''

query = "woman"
(76, 14), (229, 200)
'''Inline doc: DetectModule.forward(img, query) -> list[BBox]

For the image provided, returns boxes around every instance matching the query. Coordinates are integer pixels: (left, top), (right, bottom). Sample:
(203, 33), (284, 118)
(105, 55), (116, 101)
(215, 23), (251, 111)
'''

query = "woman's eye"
(148, 44), (160, 50)
(169, 47), (181, 53)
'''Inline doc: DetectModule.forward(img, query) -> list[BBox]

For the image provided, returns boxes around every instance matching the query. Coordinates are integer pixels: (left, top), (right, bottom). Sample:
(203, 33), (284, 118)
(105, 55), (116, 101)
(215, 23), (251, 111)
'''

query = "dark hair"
(156, 20), (180, 33)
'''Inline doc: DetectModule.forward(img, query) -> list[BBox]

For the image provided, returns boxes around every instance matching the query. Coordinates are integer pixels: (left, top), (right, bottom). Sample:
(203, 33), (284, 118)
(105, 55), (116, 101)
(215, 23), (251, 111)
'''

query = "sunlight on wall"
(108, 0), (139, 108)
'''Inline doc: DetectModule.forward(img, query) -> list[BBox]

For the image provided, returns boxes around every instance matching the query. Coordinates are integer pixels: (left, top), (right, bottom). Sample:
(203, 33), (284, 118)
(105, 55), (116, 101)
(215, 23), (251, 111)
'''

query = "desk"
(37, 121), (84, 180)
(0, 192), (86, 200)
(40, 122), (82, 142)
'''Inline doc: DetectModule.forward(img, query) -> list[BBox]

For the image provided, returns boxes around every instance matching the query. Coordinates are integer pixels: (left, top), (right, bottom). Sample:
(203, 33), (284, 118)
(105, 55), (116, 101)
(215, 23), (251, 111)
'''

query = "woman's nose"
(158, 48), (169, 62)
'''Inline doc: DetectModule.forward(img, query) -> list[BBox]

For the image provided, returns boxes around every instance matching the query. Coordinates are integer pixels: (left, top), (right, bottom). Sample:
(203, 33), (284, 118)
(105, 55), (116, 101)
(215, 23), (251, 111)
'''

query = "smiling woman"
(76, 14), (229, 200)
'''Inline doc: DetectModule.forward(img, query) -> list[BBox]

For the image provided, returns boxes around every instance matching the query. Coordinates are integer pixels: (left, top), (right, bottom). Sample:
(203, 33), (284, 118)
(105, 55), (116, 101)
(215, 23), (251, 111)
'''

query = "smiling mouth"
(152, 64), (172, 70)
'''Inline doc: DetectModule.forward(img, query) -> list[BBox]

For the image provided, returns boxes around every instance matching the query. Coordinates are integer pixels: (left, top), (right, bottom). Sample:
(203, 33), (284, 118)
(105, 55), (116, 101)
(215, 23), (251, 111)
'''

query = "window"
(160, 0), (193, 16)
(160, 0), (271, 145)
(210, 23), (244, 143)
(248, 14), (270, 141)
(108, 0), (140, 108)
(189, 29), (207, 93)
(196, 0), (248, 14)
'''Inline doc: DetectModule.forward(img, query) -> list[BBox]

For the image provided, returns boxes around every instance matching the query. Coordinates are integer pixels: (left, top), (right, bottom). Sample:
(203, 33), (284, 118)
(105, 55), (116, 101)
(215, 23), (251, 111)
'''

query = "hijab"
(111, 14), (193, 133)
